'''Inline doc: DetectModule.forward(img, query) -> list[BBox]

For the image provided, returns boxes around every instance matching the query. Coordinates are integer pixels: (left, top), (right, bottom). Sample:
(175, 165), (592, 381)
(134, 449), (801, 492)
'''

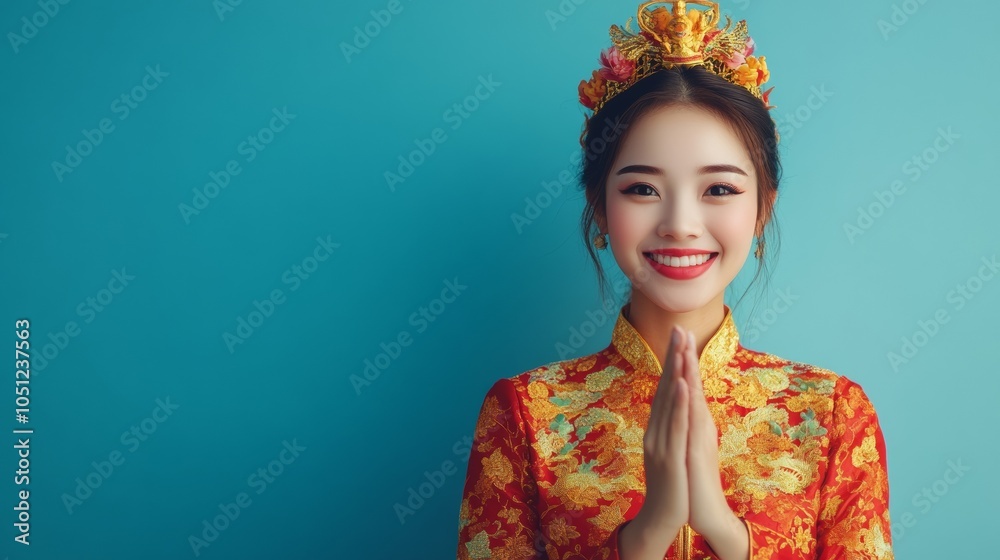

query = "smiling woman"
(455, 2), (893, 560)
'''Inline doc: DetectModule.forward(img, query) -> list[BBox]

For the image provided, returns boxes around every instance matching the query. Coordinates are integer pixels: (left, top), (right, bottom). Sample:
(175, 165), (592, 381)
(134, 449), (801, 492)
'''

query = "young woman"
(455, 2), (893, 559)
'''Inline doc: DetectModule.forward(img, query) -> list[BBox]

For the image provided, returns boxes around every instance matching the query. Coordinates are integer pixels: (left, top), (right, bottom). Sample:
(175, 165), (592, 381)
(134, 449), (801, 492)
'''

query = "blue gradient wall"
(0, 0), (995, 558)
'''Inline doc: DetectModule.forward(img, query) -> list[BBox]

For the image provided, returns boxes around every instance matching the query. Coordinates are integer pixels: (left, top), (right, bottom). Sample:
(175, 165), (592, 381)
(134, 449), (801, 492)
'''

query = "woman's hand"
(621, 326), (690, 557)
(681, 330), (749, 559)
(621, 327), (748, 560)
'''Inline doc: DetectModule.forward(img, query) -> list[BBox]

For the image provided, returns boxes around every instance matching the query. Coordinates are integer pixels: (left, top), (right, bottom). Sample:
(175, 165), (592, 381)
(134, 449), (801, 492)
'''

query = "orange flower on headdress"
(598, 47), (635, 82)
(733, 55), (769, 87)
(747, 55), (769, 85)
(731, 63), (756, 87)
(578, 70), (607, 110)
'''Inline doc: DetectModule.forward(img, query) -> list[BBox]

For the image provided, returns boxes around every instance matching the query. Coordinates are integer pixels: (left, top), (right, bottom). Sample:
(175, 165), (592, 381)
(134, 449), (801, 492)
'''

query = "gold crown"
(578, 1), (774, 117)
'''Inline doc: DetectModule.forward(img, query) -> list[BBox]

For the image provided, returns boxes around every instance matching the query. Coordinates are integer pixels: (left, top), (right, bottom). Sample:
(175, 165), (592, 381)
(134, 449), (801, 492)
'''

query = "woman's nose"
(656, 195), (703, 240)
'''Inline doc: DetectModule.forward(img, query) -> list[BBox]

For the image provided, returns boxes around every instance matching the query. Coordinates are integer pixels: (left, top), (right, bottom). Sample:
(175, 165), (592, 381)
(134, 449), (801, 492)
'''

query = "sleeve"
(456, 378), (545, 559)
(814, 376), (894, 560)
(741, 377), (895, 559)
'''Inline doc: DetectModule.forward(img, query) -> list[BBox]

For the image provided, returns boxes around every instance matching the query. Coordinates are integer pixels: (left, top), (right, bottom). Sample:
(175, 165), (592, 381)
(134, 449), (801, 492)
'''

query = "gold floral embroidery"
(792, 522), (812, 553)
(474, 395), (502, 440)
(527, 380), (549, 399)
(589, 502), (626, 533)
(786, 392), (833, 416)
(603, 385), (633, 409)
(703, 376), (729, 399)
(852, 435), (879, 467)
(751, 367), (790, 392)
(464, 530), (490, 559)
(524, 397), (560, 425)
(731, 375), (770, 408)
(481, 448), (514, 490)
(548, 515), (581, 546)
(719, 404), (819, 500)
(575, 354), (598, 372)
(585, 366), (625, 392)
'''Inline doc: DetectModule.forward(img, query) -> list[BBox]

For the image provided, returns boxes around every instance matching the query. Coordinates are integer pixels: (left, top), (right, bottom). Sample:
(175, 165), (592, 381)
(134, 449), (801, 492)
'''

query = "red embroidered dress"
(456, 303), (893, 559)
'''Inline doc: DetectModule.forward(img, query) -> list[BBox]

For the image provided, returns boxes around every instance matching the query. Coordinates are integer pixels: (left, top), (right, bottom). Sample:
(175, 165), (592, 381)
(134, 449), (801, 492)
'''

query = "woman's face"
(601, 104), (758, 314)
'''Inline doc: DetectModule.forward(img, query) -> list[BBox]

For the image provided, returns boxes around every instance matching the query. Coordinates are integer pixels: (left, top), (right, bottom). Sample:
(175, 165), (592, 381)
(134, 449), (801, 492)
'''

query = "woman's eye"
(624, 184), (656, 196)
(708, 184), (743, 197)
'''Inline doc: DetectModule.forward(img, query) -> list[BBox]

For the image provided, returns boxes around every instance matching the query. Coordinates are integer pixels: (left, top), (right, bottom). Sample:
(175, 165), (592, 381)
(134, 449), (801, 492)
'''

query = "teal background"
(0, 0), (996, 558)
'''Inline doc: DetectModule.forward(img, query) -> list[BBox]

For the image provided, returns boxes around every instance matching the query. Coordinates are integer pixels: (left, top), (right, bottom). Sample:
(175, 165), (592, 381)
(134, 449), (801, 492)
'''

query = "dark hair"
(577, 66), (782, 319)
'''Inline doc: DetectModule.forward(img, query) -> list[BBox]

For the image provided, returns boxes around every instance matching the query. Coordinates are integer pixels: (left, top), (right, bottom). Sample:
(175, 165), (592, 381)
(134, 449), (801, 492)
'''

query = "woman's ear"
(595, 209), (607, 235)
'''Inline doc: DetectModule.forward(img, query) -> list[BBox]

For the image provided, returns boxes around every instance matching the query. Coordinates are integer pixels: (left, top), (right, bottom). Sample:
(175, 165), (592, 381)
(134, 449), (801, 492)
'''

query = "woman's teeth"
(646, 253), (714, 267)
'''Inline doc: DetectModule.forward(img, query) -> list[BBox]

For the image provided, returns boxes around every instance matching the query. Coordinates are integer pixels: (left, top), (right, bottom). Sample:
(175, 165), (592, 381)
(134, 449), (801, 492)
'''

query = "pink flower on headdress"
(598, 47), (635, 82)
(723, 37), (756, 70)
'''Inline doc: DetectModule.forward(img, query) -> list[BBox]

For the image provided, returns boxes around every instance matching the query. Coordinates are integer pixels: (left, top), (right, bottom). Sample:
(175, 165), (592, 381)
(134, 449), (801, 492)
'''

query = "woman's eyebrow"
(614, 163), (748, 176)
(615, 164), (663, 176)
(699, 164), (748, 176)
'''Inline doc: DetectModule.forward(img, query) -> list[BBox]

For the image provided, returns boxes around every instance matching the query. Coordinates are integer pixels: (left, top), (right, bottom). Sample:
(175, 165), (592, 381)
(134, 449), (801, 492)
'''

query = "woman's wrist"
(620, 510), (683, 560)
(701, 512), (749, 560)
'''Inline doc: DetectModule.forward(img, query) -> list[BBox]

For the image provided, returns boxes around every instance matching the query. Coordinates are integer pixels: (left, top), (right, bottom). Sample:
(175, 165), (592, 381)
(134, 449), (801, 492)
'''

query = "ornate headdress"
(578, 1), (773, 125)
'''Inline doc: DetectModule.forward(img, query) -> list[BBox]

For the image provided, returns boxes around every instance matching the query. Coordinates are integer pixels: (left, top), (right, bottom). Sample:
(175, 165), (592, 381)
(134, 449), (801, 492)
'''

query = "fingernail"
(671, 327), (679, 347)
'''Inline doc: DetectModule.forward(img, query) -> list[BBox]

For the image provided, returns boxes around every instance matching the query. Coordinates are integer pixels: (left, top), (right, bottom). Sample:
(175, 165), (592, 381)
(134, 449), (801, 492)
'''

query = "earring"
(754, 237), (765, 259)
(593, 233), (607, 249)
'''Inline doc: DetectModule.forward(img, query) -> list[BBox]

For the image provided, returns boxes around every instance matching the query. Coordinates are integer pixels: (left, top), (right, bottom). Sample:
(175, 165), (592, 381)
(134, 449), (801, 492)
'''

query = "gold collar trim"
(610, 302), (740, 376)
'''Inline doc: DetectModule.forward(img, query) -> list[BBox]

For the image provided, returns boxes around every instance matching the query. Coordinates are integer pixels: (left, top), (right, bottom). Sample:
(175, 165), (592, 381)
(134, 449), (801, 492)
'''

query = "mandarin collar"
(610, 301), (740, 376)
